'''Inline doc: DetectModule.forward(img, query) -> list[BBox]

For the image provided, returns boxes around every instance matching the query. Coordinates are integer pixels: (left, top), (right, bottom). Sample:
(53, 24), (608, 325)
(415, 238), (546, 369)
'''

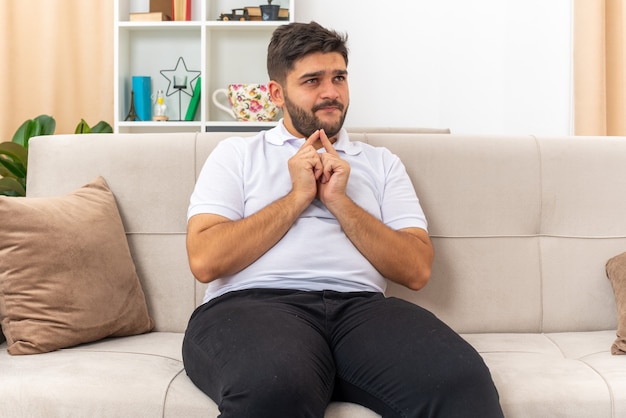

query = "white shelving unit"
(114, 0), (295, 133)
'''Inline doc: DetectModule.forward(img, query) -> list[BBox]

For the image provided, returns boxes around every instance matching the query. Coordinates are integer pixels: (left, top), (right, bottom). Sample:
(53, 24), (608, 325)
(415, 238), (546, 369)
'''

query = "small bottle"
(153, 90), (168, 121)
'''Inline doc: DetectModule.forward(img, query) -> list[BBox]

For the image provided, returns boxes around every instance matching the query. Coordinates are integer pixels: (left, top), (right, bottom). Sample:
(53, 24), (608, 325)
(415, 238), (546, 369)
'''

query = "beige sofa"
(1, 131), (625, 417)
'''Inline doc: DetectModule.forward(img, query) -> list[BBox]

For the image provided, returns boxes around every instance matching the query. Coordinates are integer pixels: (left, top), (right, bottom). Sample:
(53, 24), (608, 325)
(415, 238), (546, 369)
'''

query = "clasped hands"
(288, 129), (350, 209)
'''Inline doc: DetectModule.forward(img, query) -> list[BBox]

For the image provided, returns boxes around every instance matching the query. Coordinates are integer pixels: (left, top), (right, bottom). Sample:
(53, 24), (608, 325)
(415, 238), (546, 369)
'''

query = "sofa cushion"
(0, 176), (154, 355)
(606, 252), (626, 354)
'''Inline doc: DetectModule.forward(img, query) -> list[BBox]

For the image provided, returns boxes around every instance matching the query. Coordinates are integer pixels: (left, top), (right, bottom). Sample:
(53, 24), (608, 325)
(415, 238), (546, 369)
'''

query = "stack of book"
(129, 12), (170, 22)
(129, 0), (191, 22)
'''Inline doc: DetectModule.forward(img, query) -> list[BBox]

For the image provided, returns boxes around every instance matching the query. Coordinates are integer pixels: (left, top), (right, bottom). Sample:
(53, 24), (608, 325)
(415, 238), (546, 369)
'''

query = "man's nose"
(319, 79), (340, 100)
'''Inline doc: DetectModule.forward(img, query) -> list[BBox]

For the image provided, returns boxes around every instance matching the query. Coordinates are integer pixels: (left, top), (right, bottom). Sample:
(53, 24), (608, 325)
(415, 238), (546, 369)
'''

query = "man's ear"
(268, 80), (285, 107)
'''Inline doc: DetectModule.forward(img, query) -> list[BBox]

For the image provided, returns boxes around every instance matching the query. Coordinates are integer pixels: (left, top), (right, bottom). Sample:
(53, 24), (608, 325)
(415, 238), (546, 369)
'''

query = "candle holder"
(159, 57), (200, 121)
(173, 76), (188, 121)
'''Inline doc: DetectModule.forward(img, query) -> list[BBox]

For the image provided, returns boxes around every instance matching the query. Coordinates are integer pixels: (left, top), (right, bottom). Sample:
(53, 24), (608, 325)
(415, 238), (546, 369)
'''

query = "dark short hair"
(267, 21), (348, 84)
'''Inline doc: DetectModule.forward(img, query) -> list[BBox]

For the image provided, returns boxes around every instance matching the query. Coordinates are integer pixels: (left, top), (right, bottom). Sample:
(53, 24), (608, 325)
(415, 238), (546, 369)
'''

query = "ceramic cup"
(212, 83), (280, 122)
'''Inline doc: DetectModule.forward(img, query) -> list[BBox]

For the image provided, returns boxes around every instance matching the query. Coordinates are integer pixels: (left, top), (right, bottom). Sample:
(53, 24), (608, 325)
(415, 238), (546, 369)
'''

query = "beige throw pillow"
(0, 177), (154, 355)
(606, 252), (626, 355)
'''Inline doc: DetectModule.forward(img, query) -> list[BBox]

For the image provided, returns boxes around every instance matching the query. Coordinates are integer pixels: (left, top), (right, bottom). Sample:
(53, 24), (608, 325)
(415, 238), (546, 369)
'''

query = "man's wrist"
(286, 189), (314, 214)
(322, 194), (353, 217)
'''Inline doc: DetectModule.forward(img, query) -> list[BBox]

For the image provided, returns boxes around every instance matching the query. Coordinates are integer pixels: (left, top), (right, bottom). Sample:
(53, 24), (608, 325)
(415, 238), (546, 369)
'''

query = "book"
(172, 0), (191, 21)
(185, 77), (201, 121)
(246, 6), (261, 17)
(243, 7), (262, 21)
(150, 0), (171, 15)
(132, 76), (152, 122)
(130, 12), (171, 22)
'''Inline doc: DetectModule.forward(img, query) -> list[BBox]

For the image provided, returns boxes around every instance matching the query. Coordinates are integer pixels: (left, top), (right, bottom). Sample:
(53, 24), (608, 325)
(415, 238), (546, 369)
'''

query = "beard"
(283, 94), (349, 139)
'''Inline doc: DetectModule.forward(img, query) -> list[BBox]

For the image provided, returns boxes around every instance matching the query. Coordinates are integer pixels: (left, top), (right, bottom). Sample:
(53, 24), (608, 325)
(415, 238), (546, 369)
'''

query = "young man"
(183, 21), (504, 418)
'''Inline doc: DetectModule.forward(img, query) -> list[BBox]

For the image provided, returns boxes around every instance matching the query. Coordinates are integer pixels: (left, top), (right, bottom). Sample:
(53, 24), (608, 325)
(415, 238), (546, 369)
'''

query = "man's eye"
(305, 78), (318, 84)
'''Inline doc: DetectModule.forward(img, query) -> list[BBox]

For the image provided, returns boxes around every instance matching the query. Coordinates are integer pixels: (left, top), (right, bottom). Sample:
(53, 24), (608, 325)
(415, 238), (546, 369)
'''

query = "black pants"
(182, 289), (504, 418)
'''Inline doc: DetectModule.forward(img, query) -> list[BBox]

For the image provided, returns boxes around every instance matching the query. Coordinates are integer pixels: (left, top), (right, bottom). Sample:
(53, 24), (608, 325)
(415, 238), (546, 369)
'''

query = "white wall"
(294, 0), (573, 135)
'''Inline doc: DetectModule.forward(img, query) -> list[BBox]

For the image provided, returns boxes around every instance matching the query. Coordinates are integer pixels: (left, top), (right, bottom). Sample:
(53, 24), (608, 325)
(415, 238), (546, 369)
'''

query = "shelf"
(116, 121), (202, 134)
(204, 121), (278, 132)
(118, 21), (203, 30)
(114, 0), (295, 133)
(206, 21), (291, 30)
(117, 21), (289, 30)
(118, 121), (201, 127)
(116, 121), (278, 134)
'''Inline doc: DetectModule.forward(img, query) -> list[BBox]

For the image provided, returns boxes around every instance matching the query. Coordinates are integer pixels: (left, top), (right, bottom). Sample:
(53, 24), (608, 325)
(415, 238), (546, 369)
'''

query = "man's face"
(270, 52), (349, 139)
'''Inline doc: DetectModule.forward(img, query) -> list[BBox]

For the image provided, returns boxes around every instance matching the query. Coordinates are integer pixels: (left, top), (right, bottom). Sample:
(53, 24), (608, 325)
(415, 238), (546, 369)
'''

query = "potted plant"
(260, 0), (279, 21)
(0, 115), (112, 197)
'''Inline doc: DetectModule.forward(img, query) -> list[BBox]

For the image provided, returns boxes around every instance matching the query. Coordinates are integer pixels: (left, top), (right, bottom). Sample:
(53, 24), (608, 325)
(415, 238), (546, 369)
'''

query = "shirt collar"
(265, 119), (363, 156)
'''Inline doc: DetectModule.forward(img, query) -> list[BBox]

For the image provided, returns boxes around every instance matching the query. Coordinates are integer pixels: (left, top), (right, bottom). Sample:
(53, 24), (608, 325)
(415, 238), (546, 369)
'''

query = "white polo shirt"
(188, 121), (428, 303)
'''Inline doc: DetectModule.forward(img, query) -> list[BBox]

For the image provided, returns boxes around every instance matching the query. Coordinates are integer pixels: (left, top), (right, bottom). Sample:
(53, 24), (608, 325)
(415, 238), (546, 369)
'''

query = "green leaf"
(0, 141), (28, 167)
(0, 141), (27, 178)
(0, 177), (26, 197)
(0, 155), (26, 178)
(12, 120), (36, 147)
(74, 119), (113, 134)
(90, 121), (113, 133)
(11, 115), (55, 149)
(0, 163), (11, 177)
(75, 119), (91, 134)
(34, 114), (56, 136)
